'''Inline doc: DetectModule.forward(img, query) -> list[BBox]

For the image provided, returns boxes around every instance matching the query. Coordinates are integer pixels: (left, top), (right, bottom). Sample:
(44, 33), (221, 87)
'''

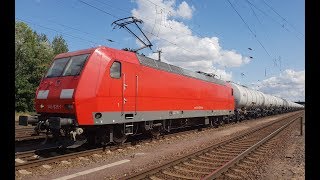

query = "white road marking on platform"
(135, 153), (146, 156)
(42, 165), (52, 169)
(18, 169), (32, 175)
(53, 159), (130, 180)
(61, 160), (71, 165)
(78, 157), (89, 161)
(15, 158), (25, 163)
(92, 154), (102, 157)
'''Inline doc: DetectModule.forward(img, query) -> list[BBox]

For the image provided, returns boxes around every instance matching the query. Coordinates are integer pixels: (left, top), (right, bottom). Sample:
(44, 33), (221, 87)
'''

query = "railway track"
(15, 126), (46, 141)
(15, 127), (34, 137)
(15, 135), (46, 142)
(15, 126), (204, 170)
(15, 146), (109, 170)
(122, 111), (303, 180)
(15, 111), (301, 173)
(15, 126), (47, 151)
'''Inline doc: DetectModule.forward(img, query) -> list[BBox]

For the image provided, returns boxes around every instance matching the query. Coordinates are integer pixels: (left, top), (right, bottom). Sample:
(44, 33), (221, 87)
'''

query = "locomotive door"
(121, 61), (138, 117)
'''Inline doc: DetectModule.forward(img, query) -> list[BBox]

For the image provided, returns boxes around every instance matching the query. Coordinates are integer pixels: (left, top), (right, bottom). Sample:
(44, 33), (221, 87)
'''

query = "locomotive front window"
(45, 53), (90, 78)
(110, 61), (121, 78)
(46, 57), (69, 78)
(62, 54), (89, 76)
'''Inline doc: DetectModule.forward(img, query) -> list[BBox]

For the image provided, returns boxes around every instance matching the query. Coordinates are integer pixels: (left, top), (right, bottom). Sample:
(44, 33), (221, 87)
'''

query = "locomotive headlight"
(95, 113), (102, 119)
(64, 104), (74, 110)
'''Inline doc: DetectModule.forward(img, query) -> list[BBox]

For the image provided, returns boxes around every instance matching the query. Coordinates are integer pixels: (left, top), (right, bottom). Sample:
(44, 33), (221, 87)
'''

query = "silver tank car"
(230, 82), (265, 120)
(263, 94), (272, 107)
(226, 81), (303, 123)
(229, 82), (301, 120)
(230, 83), (265, 109)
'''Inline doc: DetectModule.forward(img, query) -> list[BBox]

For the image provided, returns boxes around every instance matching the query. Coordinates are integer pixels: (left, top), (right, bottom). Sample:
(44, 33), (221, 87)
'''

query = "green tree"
(15, 21), (69, 112)
(52, 35), (68, 55)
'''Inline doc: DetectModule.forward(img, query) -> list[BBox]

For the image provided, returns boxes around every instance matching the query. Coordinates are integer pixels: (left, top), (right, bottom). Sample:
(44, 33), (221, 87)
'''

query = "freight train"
(18, 46), (304, 147)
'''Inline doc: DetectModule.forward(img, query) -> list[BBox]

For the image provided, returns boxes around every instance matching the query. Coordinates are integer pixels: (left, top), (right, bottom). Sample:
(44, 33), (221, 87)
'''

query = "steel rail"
(15, 111), (302, 172)
(15, 125), (207, 170)
(121, 111), (302, 180)
(202, 115), (300, 179)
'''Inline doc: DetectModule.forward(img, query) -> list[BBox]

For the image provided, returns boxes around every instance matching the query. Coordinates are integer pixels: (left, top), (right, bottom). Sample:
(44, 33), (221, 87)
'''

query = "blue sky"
(15, 0), (305, 101)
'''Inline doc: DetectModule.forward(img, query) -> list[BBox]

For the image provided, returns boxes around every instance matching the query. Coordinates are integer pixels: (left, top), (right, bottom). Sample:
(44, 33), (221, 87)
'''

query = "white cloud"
(253, 69), (305, 102)
(176, 1), (193, 19)
(211, 68), (233, 81)
(220, 50), (251, 67)
(131, 0), (250, 81)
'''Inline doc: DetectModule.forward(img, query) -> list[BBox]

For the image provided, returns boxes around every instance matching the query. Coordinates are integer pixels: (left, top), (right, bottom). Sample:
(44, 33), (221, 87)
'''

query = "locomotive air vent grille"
(194, 72), (204, 79)
(181, 69), (193, 78)
(210, 77), (226, 85)
(137, 55), (158, 68)
(170, 65), (182, 74)
(203, 76), (212, 82)
(191, 71), (199, 79)
(136, 54), (226, 86)
(157, 61), (171, 71)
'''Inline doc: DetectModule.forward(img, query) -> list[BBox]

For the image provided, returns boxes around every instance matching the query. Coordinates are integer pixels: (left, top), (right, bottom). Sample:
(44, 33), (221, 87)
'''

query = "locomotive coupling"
(19, 115), (38, 126)
(70, 127), (84, 141)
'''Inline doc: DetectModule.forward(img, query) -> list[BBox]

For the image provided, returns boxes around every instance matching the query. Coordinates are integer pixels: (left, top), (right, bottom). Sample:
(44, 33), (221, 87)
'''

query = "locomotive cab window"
(46, 57), (69, 78)
(110, 61), (121, 78)
(45, 53), (90, 78)
(62, 54), (89, 76)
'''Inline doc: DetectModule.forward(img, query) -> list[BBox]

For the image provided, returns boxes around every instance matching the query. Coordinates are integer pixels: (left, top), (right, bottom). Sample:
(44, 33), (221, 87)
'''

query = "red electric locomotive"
(19, 46), (235, 147)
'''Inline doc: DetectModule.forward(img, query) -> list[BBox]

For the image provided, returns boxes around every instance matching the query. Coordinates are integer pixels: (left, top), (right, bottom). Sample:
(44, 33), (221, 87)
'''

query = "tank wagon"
(18, 46), (304, 147)
(229, 82), (304, 121)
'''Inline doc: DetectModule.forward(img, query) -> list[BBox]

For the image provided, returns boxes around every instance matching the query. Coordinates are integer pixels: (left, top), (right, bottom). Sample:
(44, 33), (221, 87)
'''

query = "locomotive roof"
(136, 54), (227, 86)
(54, 47), (97, 59)
(54, 46), (227, 86)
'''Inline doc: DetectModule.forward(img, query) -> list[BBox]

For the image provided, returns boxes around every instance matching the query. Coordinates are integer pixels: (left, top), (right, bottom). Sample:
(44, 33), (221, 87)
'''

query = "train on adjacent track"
(19, 46), (304, 147)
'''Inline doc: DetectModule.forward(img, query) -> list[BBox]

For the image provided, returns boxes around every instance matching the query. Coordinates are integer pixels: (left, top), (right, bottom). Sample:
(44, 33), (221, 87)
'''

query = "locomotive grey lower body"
(18, 106), (303, 149)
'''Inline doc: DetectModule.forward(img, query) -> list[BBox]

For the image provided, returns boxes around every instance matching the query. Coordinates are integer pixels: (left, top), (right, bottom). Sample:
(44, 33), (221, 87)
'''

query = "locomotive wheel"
(95, 128), (110, 145)
(213, 118), (220, 128)
(151, 128), (161, 139)
(113, 125), (127, 144)
(151, 124), (164, 139)
(209, 117), (216, 128)
(224, 116), (230, 124)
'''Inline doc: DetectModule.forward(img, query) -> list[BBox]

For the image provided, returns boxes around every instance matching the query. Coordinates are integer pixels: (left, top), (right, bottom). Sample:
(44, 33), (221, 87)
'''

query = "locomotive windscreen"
(45, 53), (90, 78)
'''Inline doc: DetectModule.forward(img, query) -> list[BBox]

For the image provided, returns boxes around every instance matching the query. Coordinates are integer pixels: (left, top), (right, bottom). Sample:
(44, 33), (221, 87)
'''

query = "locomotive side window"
(110, 61), (121, 78)
(62, 54), (89, 76)
(46, 57), (69, 78)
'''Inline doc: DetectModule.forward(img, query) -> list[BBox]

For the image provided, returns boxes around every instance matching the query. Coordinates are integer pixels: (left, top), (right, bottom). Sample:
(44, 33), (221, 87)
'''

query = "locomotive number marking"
(48, 104), (62, 110)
